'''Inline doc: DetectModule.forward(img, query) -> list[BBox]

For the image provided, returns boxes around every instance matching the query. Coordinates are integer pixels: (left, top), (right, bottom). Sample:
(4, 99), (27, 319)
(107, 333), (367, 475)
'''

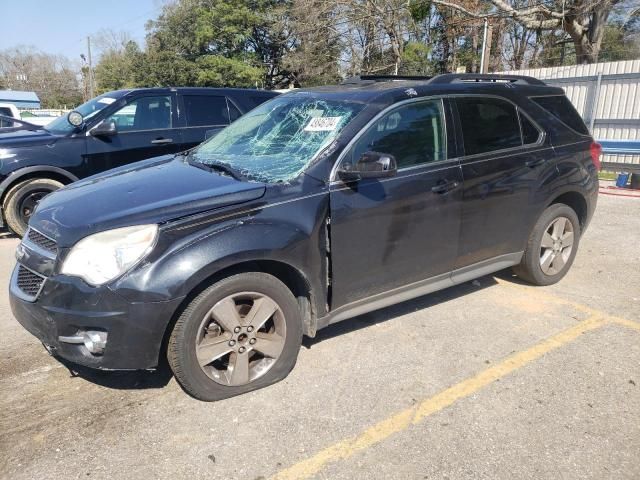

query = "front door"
(329, 98), (463, 309)
(84, 93), (183, 175)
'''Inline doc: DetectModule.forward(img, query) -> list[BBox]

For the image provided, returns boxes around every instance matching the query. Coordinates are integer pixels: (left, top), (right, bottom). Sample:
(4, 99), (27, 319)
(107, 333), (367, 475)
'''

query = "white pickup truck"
(0, 103), (61, 128)
(0, 103), (21, 128)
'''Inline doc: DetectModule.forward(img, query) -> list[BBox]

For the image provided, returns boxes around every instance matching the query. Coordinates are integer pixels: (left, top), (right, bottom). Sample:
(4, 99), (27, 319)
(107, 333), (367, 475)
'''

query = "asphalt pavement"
(1, 193), (638, 480)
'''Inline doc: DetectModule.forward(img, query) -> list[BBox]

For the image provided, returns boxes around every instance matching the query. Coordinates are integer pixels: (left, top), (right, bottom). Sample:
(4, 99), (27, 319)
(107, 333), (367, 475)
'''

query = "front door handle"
(431, 180), (459, 194)
(525, 158), (545, 168)
(151, 138), (173, 145)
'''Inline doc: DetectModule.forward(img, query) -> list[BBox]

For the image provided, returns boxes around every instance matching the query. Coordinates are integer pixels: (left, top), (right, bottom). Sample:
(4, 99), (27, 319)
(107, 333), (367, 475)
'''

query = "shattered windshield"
(189, 95), (364, 183)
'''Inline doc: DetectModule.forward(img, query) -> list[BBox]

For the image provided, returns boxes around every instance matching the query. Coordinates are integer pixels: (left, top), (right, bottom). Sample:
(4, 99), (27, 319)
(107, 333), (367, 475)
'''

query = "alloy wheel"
(539, 216), (574, 276)
(195, 292), (286, 386)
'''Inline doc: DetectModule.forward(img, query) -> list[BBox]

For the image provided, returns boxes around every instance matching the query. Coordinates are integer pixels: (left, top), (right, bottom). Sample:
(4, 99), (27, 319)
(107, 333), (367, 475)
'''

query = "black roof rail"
(342, 75), (433, 84)
(428, 73), (546, 86)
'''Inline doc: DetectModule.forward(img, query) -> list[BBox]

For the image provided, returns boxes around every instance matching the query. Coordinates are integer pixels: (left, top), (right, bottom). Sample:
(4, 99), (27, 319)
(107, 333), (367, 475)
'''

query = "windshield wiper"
(186, 157), (244, 181)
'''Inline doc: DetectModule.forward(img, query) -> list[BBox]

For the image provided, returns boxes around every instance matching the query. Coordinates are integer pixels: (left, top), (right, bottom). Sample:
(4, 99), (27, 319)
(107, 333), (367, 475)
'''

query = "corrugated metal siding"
(499, 60), (640, 168)
(502, 59), (640, 79)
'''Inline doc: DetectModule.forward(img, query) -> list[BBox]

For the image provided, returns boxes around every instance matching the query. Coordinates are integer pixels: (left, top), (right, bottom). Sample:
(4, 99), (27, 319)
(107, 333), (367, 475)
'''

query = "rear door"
(452, 95), (548, 273)
(84, 92), (182, 174)
(177, 94), (240, 151)
(329, 98), (463, 308)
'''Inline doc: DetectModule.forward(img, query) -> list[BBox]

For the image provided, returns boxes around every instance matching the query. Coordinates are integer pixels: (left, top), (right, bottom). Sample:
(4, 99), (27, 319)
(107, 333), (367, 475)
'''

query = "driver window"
(347, 99), (446, 169)
(105, 96), (172, 132)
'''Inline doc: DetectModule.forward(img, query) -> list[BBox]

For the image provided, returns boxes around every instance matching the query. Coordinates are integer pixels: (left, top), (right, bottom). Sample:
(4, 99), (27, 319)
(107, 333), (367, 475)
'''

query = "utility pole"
(87, 36), (94, 98)
(480, 18), (493, 73)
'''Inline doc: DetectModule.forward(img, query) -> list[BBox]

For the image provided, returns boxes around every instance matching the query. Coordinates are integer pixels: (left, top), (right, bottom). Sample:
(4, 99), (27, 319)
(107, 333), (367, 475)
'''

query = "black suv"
(0, 87), (277, 235)
(10, 74), (599, 401)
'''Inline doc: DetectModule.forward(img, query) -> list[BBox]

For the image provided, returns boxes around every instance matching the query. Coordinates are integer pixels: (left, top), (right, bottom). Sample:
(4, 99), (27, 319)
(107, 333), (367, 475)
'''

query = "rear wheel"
(3, 178), (64, 236)
(513, 203), (581, 286)
(168, 272), (303, 401)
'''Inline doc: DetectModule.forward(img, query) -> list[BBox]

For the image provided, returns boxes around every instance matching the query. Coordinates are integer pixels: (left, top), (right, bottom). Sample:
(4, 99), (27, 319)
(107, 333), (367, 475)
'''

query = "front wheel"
(513, 203), (581, 286)
(3, 178), (64, 236)
(168, 272), (303, 401)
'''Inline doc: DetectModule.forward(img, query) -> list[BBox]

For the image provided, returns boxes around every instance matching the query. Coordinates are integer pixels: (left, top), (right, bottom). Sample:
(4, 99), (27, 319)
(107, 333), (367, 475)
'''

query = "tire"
(3, 178), (64, 236)
(168, 272), (303, 401)
(513, 203), (581, 286)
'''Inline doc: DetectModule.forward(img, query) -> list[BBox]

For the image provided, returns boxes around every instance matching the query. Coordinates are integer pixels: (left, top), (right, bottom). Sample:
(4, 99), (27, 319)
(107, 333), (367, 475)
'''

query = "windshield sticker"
(304, 116), (342, 132)
(97, 97), (116, 105)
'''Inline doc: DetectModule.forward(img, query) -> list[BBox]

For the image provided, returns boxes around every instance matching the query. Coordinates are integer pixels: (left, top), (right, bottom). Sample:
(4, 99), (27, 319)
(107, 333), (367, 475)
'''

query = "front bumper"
(10, 265), (184, 370)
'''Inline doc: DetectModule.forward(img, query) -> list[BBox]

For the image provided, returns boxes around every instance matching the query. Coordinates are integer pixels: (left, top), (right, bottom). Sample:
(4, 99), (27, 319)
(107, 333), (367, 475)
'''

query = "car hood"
(0, 127), (57, 147)
(30, 155), (266, 246)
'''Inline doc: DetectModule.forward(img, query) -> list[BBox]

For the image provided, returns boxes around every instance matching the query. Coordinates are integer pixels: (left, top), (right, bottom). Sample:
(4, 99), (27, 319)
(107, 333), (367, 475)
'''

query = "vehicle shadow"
(304, 274), (500, 348)
(50, 272), (515, 390)
(57, 357), (174, 391)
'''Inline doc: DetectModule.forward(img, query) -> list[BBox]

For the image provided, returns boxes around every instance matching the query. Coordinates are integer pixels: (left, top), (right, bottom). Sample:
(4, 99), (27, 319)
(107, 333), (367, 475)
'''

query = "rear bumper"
(10, 265), (184, 370)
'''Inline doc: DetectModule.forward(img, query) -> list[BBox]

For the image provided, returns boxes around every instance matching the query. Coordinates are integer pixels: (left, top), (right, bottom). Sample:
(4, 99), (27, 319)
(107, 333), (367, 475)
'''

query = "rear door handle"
(151, 138), (173, 145)
(431, 180), (459, 194)
(525, 158), (545, 168)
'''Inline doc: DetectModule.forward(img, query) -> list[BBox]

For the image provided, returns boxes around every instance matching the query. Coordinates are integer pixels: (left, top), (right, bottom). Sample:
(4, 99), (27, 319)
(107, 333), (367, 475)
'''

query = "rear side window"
(520, 113), (541, 145)
(455, 97), (521, 155)
(531, 95), (589, 135)
(183, 95), (230, 127)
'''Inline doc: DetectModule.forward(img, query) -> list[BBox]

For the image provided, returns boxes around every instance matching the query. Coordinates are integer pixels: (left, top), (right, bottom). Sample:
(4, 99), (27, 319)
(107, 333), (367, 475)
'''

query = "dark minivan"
(10, 74), (599, 401)
(0, 87), (277, 235)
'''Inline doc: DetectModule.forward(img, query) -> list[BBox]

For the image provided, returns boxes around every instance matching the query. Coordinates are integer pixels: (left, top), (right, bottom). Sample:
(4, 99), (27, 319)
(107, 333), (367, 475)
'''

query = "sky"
(0, 0), (167, 62)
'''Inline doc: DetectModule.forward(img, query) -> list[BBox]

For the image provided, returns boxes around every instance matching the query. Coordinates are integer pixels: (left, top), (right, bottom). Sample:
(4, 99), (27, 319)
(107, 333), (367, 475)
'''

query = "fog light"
(83, 331), (108, 355)
(58, 330), (108, 355)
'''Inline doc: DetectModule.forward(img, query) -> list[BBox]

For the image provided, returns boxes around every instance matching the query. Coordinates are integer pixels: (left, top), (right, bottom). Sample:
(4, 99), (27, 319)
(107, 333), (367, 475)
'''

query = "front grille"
(26, 229), (57, 253)
(16, 265), (45, 298)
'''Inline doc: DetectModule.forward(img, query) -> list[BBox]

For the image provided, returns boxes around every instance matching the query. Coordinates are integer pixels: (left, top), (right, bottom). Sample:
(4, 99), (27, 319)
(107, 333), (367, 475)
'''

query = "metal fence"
(500, 60), (640, 168)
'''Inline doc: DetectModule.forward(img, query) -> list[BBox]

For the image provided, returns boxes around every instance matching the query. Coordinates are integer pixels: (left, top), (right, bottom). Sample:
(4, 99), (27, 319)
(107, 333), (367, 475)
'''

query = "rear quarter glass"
(531, 95), (589, 135)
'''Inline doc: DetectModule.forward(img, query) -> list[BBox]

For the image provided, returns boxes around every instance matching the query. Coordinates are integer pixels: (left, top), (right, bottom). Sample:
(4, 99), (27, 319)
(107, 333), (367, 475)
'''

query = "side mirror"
(338, 151), (398, 181)
(90, 119), (117, 137)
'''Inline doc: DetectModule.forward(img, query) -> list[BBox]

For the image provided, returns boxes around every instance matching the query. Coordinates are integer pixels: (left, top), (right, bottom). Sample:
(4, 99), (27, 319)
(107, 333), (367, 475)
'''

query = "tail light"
(590, 142), (602, 171)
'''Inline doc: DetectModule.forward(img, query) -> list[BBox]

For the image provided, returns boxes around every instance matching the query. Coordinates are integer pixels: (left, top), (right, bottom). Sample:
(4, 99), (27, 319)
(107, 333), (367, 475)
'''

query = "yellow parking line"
(494, 278), (640, 330)
(610, 317), (640, 332)
(271, 315), (606, 480)
(494, 277), (599, 315)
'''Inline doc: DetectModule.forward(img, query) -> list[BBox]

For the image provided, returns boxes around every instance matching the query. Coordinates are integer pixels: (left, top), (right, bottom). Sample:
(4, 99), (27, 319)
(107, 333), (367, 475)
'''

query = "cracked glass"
(189, 95), (364, 183)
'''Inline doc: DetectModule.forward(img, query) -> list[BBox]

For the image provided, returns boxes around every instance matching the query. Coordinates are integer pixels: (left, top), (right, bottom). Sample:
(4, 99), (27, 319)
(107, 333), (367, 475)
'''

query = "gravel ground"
(0, 194), (638, 480)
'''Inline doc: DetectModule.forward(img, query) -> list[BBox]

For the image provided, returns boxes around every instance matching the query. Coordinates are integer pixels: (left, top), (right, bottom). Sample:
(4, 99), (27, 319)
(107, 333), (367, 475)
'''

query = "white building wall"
(500, 60), (640, 167)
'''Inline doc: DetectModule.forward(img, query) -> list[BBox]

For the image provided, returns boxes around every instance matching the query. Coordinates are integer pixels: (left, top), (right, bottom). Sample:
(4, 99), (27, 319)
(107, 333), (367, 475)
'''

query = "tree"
(95, 41), (144, 92)
(141, 0), (292, 88)
(0, 46), (83, 108)
(281, 0), (341, 86)
(433, 0), (623, 64)
(598, 17), (640, 61)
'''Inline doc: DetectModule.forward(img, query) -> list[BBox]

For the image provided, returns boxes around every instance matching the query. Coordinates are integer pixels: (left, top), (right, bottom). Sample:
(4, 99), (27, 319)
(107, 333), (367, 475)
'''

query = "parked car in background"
(0, 105), (62, 128)
(20, 110), (63, 127)
(0, 87), (278, 235)
(9, 74), (599, 401)
(0, 103), (21, 128)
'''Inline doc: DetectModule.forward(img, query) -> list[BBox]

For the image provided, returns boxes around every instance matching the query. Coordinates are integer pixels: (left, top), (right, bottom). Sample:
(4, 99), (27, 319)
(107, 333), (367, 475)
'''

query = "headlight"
(61, 224), (158, 286)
